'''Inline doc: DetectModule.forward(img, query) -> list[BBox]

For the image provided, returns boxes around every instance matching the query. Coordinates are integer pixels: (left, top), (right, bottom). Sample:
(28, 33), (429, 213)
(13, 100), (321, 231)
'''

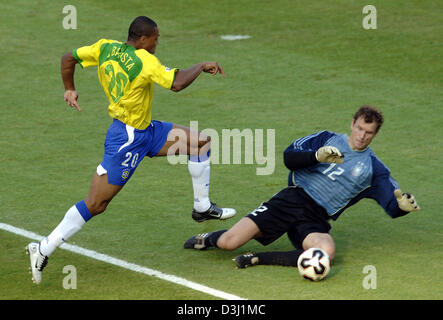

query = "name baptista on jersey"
(106, 45), (136, 71)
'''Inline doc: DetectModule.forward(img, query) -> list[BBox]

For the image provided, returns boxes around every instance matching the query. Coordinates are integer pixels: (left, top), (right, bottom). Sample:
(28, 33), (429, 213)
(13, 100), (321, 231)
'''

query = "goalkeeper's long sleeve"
(283, 151), (318, 170)
(283, 130), (336, 170)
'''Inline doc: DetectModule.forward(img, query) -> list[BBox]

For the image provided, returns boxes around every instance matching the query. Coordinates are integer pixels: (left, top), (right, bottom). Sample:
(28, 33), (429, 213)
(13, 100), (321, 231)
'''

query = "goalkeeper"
(184, 105), (420, 268)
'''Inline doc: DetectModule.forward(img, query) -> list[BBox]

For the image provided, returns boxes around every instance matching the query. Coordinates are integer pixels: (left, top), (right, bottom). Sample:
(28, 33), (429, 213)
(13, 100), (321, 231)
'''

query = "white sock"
(39, 205), (87, 257)
(188, 159), (211, 212)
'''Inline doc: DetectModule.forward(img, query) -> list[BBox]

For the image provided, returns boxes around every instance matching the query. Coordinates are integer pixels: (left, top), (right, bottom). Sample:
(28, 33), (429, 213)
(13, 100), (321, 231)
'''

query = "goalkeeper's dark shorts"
(246, 186), (331, 249)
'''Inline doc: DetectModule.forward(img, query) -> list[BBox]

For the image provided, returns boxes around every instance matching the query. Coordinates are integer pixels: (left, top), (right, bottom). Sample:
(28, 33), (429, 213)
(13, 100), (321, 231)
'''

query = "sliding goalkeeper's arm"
(284, 146), (344, 171)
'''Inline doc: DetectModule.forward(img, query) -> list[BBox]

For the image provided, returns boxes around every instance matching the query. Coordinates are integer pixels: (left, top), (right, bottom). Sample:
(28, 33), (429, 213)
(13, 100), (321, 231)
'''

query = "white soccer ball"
(297, 248), (331, 281)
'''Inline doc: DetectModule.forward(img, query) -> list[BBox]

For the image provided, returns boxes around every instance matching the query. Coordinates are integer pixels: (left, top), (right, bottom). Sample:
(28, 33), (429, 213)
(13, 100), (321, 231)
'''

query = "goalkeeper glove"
(315, 146), (344, 164)
(394, 189), (420, 212)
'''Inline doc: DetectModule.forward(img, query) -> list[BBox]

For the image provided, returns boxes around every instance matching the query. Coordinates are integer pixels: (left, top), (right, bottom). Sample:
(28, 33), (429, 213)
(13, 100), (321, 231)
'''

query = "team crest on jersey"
(122, 169), (131, 180)
(351, 161), (366, 177)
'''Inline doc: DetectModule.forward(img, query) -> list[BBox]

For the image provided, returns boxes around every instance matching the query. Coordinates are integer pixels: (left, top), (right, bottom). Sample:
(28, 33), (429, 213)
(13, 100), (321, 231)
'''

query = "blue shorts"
(98, 119), (173, 186)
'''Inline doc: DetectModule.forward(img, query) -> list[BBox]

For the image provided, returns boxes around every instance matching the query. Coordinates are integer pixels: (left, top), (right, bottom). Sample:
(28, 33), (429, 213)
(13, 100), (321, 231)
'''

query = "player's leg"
(184, 192), (291, 252)
(302, 232), (335, 260)
(233, 232), (335, 268)
(184, 201), (303, 269)
(155, 123), (211, 211)
(27, 119), (137, 284)
(234, 232), (335, 269)
(184, 188), (296, 256)
(184, 217), (262, 250)
(27, 172), (123, 284)
(40, 173), (122, 254)
(233, 187), (333, 268)
(234, 250), (304, 268)
(233, 221), (305, 269)
(155, 123), (235, 221)
(234, 231), (334, 269)
(84, 173), (123, 216)
(216, 217), (263, 250)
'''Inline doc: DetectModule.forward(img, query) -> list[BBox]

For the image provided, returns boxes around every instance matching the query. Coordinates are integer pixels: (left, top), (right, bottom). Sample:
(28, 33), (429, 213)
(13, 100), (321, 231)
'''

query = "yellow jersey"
(72, 39), (177, 129)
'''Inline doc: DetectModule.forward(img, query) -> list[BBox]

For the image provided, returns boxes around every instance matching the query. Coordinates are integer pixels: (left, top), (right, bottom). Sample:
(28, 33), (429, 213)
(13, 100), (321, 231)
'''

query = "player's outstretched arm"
(171, 62), (224, 92)
(394, 189), (420, 212)
(61, 52), (81, 111)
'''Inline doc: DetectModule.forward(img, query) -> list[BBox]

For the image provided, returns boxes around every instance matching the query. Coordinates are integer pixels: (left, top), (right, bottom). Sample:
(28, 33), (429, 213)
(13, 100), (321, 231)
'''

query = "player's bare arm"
(61, 52), (81, 111)
(171, 62), (225, 92)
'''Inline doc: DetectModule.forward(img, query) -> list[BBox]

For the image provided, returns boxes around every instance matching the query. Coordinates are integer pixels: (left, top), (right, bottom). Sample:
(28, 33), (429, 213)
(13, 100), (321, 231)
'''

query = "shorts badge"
(122, 169), (131, 180)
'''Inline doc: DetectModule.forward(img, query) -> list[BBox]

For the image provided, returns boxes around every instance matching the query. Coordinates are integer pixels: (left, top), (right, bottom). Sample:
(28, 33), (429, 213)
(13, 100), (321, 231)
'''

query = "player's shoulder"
(317, 130), (342, 140)
(75, 38), (117, 50)
(368, 149), (391, 175)
(292, 130), (338, 145)
(134, 48), (160, 63)
(101, 38), (121, 43)
(133, 50), (164, 76)
(302, 130), (339, 141)
(321, 130), (338, 135)
(80, 39), (122, 53)
(94, 38), (121, 46)
(315, 130), (342, 143)
(290, 130), (341, 151)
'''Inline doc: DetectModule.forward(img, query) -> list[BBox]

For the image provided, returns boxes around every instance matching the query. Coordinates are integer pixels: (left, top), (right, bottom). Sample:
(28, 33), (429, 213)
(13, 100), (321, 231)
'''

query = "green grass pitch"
(0, 0), (442, 300)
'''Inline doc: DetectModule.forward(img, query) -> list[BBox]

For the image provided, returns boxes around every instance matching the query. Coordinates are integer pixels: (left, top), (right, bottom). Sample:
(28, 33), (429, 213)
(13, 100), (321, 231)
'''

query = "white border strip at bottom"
(0, 222), (246, 300)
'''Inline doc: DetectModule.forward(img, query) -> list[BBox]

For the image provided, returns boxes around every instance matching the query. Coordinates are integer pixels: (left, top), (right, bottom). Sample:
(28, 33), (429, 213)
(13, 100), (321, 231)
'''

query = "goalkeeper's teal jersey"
(286, 131), (401, 219)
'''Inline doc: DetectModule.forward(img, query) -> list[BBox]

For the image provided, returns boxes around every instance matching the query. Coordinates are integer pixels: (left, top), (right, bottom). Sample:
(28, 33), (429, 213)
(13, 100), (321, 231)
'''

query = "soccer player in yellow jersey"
(26, 16), (236, 284)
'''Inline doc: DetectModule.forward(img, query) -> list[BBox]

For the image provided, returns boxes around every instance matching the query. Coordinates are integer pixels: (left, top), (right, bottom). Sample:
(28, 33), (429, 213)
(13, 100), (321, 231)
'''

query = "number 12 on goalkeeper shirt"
(322, 163), (345, 181)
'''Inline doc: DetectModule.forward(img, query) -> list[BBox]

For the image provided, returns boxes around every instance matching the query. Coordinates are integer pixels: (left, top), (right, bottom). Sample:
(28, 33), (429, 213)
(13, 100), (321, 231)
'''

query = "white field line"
(0, 222), (246, 300)
(220, 35), (251, 40)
